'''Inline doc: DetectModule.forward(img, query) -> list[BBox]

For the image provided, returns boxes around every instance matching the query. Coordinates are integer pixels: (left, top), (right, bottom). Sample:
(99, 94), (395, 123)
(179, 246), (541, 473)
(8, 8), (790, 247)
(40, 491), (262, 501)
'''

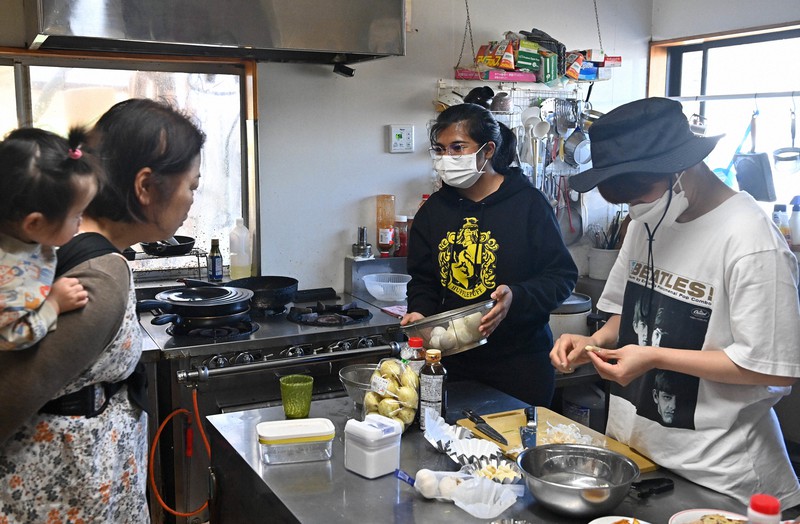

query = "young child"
(0, 127), (100, 350)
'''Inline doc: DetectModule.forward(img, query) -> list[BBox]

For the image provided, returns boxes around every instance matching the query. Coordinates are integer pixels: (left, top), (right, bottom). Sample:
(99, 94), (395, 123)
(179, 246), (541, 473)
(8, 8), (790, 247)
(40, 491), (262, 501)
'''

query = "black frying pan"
(137, 286), (253, 317)
(179, 276), (299, 311)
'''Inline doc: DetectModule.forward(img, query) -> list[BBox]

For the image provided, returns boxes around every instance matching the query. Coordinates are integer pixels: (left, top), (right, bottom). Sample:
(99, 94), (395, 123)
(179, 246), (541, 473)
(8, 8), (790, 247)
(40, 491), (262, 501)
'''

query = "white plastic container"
(790, 204), (800, 248)
(747, 493), (781, 523)
(257, 418), (335, 465)
(344, 413), (403, 478)
(588, 248), (620, 280)
(229, 217), (252, 280)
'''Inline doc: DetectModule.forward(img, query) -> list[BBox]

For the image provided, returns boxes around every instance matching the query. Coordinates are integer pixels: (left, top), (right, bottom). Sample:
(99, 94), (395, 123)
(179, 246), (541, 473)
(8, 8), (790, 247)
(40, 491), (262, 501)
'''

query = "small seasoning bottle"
(376, 194), (396, 258)
(747, 493), (781, 523)
(393, 215), (408, 257)
(406, 337), (426, 375)
(419, 349), (447, 430)
(772, 204), (791, 244)
(207, 238), (223, 282)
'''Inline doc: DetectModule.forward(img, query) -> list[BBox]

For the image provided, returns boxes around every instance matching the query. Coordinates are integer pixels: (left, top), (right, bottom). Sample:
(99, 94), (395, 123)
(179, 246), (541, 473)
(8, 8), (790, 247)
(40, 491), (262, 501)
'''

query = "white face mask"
(432, 143), (488, 189)
(628, 171), (688, 230)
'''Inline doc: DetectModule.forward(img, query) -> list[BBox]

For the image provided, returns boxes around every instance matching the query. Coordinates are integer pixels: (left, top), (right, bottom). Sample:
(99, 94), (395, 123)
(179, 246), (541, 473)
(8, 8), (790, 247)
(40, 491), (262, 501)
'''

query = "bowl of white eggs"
(400, 300), (496, 356)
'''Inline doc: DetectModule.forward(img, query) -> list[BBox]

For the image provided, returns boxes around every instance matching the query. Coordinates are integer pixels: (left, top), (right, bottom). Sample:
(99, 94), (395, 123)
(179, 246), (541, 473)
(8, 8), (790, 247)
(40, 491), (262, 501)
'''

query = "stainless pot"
(564, 129), (589, 167)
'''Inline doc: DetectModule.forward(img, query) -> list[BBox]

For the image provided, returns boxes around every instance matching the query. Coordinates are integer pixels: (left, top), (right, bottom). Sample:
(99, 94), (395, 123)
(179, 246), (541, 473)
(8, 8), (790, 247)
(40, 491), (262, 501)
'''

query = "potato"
(384, 377), (401, 398)
(463, 311), (483, 334)
(400, 365), (419, 389)
(438, 475), (461, 498)
(453, 318), (473, 344)
(379, 358), (402, 379)
(397, 385), (418, 408)
(395, 407), (416, 426)
(430, 326), (447, 338)
(364, 391), (381, 412)
(378, 398), (402, 417)
(428, 335), (441, 349)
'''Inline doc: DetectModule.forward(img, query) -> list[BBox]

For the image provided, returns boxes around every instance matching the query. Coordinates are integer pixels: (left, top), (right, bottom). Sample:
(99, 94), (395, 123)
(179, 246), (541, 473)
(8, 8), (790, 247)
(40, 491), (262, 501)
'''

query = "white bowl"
(361, 273), (410, 302)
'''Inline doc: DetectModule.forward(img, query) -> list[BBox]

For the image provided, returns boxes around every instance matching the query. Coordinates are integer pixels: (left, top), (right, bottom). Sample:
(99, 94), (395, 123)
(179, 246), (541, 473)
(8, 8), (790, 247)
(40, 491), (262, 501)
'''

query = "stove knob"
(205, 355), (229, 369)
(233, 352), (256, 365)
(357, 336), (376, 348)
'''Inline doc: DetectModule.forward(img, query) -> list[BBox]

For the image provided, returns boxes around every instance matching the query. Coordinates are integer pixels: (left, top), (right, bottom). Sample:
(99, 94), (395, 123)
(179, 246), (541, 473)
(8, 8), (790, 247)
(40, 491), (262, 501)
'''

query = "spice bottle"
(747, 493), (781, 523)
(405, 337), (426, 375)
(207, 238), (223, 282)
(229, 218), (252, 280)
(419, 349), (447, 430)
(393, 215), (408, 257)
(772, 204), (791, 244)
(790, 204), (800, 249)
(376, 194), (396, 258)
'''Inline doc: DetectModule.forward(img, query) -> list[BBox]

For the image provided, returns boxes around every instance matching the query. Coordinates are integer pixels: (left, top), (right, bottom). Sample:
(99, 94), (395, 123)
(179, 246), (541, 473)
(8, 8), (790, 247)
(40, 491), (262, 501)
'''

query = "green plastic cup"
(279, 374), (314, 419)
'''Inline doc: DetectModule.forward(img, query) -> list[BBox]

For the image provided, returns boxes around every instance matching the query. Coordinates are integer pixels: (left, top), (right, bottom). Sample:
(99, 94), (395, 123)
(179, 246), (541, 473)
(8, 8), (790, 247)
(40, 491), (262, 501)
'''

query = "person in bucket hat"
(551, 97), (800, 508)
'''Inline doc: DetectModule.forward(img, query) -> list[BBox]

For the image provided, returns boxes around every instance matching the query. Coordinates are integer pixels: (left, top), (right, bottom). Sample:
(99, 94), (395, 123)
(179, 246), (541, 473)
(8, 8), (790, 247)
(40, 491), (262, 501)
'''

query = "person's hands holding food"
(584, 344), (657, 386)
(550, 334), (598, 373)
(479, 285), (512, 337)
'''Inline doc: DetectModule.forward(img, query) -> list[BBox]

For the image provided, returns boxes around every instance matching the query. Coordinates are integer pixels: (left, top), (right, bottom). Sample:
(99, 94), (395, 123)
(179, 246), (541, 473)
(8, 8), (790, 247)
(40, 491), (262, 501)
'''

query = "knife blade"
(462, 409), (508, 445)
(519, 406), (537, 449)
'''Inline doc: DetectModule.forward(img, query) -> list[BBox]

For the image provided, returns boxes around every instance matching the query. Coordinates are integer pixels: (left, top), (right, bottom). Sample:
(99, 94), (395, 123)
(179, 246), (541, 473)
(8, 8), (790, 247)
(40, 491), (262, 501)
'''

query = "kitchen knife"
(462, 409), (508, 445)
(519, 406), (537, 448)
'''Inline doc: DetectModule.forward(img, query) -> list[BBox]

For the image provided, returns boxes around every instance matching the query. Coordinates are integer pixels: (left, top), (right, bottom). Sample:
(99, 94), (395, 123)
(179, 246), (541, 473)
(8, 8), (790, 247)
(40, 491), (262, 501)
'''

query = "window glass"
(27, 66), (243, 276)
(667, 31), (800, 211)
(0, 65), (17, 138)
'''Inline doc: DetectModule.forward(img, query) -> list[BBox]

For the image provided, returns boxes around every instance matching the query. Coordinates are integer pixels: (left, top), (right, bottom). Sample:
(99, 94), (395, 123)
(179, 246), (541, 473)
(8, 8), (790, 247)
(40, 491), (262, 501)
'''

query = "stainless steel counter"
(205, 381), (781, 524)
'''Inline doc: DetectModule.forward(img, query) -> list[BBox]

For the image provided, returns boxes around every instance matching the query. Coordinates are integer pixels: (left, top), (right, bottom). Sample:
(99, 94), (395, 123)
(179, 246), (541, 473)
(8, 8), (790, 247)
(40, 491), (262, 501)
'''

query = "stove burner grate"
(168, 321), (259, 341)
(287, 302), (372, 326)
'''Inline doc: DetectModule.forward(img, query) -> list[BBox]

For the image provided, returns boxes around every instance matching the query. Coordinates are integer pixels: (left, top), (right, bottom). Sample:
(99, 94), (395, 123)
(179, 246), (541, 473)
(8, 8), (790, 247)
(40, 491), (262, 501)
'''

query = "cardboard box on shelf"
(583, 49), (605, 62)
(597, 67), (613, 80)
(538, 50), (558, 83)
(603, 55), (622, 67)
(454, 68), (538, 82)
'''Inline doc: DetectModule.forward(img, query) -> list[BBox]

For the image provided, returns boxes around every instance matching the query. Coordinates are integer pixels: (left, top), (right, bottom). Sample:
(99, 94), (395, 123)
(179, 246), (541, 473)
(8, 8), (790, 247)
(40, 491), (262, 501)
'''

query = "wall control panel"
(388, 124), (414, 153)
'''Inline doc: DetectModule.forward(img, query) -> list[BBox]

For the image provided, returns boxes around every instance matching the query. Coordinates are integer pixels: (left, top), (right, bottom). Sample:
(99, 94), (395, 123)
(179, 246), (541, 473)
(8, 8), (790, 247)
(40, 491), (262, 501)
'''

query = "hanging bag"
(733, 111), (776, 202)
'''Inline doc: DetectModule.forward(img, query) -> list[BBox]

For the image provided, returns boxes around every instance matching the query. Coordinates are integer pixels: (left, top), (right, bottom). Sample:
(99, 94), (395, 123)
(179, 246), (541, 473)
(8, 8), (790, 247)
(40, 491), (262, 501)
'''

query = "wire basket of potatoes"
(363, 357), (418, 432)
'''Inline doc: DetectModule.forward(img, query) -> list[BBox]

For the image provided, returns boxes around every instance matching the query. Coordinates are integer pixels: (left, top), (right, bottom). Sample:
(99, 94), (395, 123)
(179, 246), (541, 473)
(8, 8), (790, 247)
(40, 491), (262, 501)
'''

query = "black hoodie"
(407, 168), (578, 360)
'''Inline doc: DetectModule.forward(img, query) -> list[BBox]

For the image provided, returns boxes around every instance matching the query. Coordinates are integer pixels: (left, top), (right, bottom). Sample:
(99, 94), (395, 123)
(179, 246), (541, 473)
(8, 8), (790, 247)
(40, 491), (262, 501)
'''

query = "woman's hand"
(479, 285), (512, 337)
(584, 344), (657, 386)
(549, 334), (597, 373)
(400, 312), (425, 326)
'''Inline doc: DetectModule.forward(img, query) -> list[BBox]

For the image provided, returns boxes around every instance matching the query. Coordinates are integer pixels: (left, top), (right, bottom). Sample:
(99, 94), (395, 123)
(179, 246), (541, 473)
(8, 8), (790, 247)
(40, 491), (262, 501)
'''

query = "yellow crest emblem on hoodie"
(438, 217), (498, 299)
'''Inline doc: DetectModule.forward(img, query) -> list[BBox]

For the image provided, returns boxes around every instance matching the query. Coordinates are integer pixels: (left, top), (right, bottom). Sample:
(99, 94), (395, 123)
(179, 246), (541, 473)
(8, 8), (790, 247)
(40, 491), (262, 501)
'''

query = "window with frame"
(652, 26), (800, 212)
(0, 53), (254, 281)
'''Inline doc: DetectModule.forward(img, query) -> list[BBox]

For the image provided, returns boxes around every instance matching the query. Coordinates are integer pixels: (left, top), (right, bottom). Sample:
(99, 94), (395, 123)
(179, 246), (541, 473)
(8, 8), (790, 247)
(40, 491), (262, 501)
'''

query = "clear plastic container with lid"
(344, 413), (403, 479)
(257, 418), (335, 464)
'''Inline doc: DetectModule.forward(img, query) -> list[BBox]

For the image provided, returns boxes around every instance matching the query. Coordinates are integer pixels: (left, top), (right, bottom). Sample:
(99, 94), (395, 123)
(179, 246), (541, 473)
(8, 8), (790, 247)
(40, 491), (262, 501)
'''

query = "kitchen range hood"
(23, 0), (405, 64)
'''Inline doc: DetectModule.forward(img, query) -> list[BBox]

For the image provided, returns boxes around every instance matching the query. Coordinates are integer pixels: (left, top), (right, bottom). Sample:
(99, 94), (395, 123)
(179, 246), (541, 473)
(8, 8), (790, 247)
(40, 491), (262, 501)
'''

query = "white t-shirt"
(598, 192), (800, 508)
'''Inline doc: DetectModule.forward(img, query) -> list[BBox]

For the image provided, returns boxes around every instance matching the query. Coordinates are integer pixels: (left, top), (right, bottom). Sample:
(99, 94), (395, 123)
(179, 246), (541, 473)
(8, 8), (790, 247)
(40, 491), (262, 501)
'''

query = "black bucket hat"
(569, 97), (723, 192)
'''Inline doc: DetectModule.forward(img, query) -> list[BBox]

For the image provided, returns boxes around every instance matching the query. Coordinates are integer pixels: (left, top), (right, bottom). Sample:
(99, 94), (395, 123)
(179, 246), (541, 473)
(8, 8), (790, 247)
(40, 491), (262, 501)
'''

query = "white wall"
(257, 0), (652, 288)
(652, 0), (800, 40)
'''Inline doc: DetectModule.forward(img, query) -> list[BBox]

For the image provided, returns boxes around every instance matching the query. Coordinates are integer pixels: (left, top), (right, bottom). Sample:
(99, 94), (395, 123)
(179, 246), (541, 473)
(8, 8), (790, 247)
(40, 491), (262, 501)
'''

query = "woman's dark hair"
(86, 98), (206, 222)
(0, 127), (99, 226)
(429, 103), (517, 176)
(597, 172), (673, 204)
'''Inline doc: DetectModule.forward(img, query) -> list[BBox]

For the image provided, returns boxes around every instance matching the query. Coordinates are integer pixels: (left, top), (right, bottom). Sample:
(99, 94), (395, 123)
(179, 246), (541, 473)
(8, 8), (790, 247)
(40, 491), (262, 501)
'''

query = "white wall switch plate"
(388, 124), (414, 153)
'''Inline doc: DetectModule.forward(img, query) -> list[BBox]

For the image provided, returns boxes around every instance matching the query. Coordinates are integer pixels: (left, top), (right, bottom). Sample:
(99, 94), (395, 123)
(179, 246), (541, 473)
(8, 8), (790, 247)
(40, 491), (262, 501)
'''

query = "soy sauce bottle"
(207, 238), (223, 282)
(419, 349), (447, 430)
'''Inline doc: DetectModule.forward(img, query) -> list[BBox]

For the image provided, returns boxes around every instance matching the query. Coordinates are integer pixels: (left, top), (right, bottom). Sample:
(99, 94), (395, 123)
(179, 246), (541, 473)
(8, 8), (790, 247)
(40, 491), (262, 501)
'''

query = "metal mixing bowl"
(338, 364), (378, 406)
(516, 444), (639, 518)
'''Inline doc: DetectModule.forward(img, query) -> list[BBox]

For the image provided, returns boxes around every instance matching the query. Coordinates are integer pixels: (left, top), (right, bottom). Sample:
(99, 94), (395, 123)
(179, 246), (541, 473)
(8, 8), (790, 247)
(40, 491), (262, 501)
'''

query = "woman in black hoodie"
(401, 103), (577, 406)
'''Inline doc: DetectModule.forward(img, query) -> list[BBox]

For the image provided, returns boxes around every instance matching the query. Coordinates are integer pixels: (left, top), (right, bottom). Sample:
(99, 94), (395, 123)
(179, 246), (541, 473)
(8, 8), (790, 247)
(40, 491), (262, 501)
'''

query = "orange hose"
(148, 388), (211, 517)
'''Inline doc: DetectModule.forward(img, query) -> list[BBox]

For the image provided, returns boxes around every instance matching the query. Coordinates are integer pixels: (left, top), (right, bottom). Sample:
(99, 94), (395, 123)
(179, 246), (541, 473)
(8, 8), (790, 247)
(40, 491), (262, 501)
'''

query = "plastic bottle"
(772, 204), (791, 244)
(229, 217), (252, 280)
(747, 493), (781, 523)
(419, 349), (447, 431)
(393, 215), (408, 257)
(207, 239), (223, 282)
(376, 195), (396, 258)
(790, 204), (800, 249)
(406, 337), (426, 375)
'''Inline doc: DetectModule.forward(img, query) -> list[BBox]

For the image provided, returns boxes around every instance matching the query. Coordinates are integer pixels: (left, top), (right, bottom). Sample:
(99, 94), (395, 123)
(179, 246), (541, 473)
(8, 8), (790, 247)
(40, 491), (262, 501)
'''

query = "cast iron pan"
(149, 309), (252, 328)
(140, 235), (195, 257)
(138, 287), (253, 317)
(179, 276), (299, 311)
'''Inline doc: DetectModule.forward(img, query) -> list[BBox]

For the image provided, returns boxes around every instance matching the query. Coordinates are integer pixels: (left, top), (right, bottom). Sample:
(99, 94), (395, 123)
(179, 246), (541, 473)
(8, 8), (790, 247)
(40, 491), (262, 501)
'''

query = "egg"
(430, 326), (447, 338)
(428, 335), (441, 349)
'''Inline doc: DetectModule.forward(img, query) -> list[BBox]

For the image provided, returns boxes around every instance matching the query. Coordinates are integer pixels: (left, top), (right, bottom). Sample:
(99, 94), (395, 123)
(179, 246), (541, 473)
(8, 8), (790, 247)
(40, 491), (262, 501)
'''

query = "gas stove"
(139, 291), (400, 359)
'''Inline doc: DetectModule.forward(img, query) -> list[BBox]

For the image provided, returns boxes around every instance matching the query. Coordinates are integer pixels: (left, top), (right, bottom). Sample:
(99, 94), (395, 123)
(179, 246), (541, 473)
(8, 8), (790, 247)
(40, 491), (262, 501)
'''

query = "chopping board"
(456, 407), (659, 473)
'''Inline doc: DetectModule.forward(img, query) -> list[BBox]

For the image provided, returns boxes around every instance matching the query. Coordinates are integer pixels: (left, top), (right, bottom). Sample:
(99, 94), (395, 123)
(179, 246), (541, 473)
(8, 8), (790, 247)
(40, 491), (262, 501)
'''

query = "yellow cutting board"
(456, 407), (659, 473)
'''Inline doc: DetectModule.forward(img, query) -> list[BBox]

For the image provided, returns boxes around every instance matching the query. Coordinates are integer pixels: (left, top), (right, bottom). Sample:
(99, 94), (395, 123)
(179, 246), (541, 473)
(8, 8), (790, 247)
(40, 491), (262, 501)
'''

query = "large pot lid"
(156, 286), (254, 306)
(553, 292), (592, 314)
